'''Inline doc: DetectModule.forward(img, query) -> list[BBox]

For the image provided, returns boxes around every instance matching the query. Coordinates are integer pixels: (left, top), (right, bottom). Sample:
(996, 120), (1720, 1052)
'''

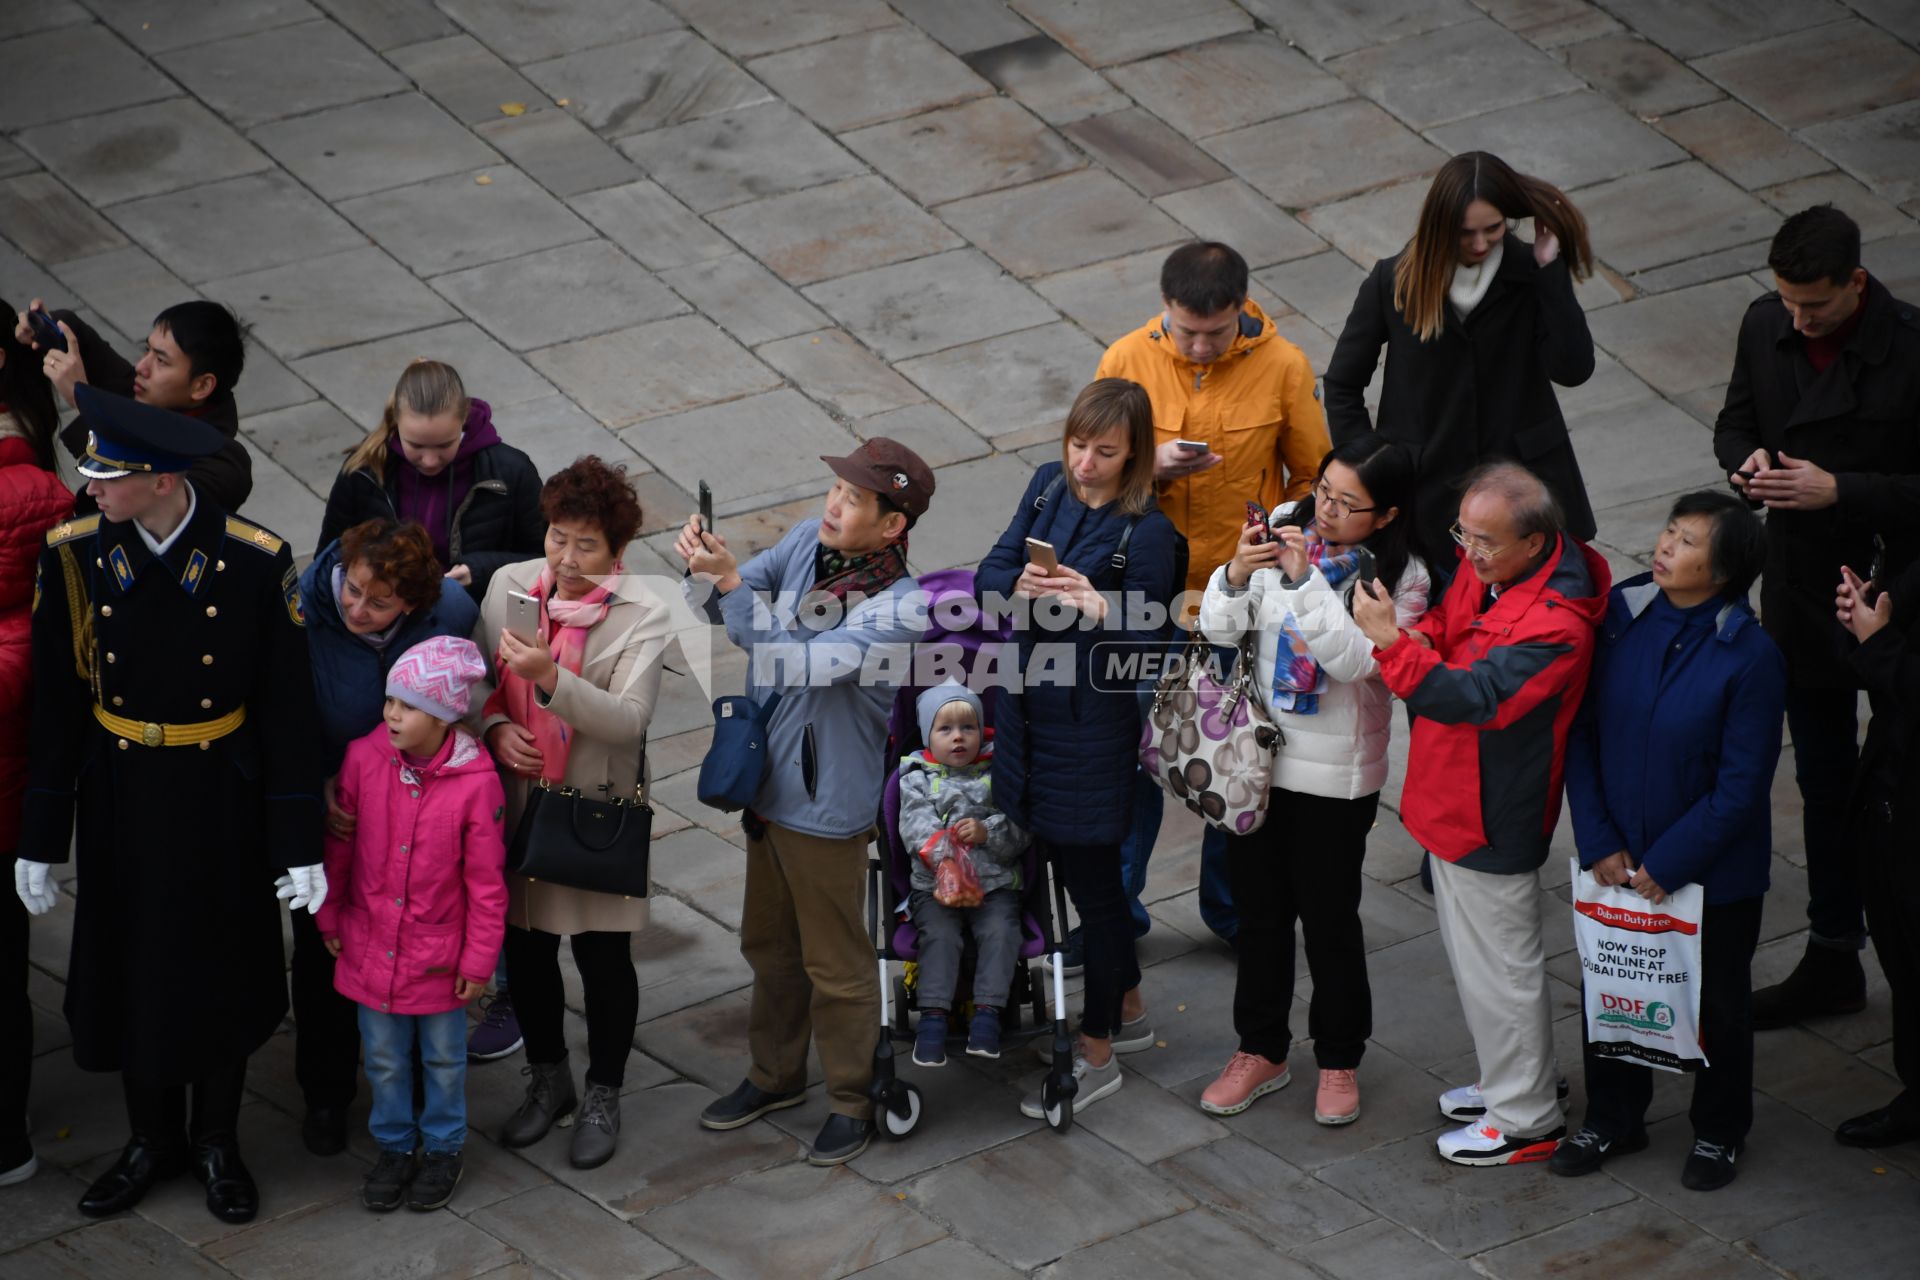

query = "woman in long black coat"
(1324, 151), (1598, 571)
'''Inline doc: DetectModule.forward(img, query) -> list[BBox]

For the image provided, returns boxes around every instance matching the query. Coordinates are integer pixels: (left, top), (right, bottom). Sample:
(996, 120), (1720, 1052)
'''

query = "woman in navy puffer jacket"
(2, 300), (75, 1183)
(287, 517), (478, 1155)
(977, 379), (1176, 1121)
(1560, 491), (1786, 1191)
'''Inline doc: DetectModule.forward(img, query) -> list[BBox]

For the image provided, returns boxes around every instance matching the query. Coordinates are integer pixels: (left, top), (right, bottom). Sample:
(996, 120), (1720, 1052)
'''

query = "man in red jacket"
(1353, 462), (1610, 1167)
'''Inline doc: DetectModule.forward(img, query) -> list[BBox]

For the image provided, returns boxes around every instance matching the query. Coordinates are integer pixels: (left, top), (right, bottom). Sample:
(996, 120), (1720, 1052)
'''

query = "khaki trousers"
(742, 822), (879, 1119)
(1430, 854), (1563, 1137)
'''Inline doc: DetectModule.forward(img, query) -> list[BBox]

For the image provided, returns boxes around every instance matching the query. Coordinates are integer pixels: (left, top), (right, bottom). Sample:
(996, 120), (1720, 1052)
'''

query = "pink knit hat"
(386, 636), (487, 723)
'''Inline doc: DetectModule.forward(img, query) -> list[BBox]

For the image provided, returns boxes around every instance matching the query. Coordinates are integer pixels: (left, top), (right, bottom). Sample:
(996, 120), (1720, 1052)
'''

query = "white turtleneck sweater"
(1448, 238), (1503, 321)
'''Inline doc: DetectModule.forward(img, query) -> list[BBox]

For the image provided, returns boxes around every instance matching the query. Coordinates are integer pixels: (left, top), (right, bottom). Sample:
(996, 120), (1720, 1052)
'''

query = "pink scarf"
(482, 563), (620, 784)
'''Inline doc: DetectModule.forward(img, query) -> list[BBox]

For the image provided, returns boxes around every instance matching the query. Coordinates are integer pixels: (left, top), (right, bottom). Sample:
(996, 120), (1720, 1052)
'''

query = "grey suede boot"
(569, 1083), (621, 1170)
(500, 1060), (576, 1149)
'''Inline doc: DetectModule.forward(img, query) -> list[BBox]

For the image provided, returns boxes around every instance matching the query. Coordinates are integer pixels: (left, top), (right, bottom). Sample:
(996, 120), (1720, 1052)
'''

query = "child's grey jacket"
(897, 745), (1027, 895)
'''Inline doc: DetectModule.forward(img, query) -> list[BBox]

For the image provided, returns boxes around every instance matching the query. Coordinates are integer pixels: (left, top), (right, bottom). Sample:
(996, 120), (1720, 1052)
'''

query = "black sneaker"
(406, 1151), (463, 1211)
(1043, 929), (1085, 979)
(698, 1079), (805, 1131)
(1548, 1125), (1648, 1177)
(362, 1149), (414, 1213)
(1680, 1139), (1738, 1191)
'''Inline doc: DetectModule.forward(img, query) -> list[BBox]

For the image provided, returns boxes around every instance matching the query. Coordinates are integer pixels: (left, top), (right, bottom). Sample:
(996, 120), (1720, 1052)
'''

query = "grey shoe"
(1020, 1052), (1122, 1119)
(570, 1083), (620, 1170)
(500, 1060), (577, 1149)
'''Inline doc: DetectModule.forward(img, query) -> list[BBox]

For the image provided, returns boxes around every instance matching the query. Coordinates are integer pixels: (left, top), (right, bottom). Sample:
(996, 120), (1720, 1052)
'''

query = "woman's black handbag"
(506, 750), (651, 899)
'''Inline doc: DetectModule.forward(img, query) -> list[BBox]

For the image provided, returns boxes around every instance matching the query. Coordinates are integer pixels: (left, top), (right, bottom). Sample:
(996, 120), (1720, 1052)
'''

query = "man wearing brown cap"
(674, 438), (933, 1166)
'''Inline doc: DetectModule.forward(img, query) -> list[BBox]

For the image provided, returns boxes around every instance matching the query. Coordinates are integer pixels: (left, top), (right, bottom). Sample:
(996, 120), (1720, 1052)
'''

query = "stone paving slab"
(18, 98), (272, 209)
(618, 103), (867, 215)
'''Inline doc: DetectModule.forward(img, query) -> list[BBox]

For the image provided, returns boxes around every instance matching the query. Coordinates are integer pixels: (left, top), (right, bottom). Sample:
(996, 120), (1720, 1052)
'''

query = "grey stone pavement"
(6, 0), (1920, 1276)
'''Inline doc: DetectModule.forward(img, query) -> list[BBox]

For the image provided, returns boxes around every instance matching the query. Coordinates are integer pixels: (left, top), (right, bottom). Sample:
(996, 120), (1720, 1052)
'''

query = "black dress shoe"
(78, 1138), (185, 1217)
(1752, 943), (1866, 1030)
(807, 1113), (873, 1166)
(698, 1079), (805, 1131)
(192, 1135), (259, 1224)
(1836, 1104), (1920, 1148)
(301, 1105), (349, 1157)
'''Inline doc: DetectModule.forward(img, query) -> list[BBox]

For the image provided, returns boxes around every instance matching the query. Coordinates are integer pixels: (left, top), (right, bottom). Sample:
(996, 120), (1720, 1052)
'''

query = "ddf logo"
(1595, 993), (1677, 1033)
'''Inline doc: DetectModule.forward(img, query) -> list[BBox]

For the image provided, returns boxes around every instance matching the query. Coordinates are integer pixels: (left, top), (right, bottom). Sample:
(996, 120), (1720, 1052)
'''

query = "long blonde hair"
(1392, 151), (1593, 342)
(343, 358), (469, 482)
(1063, 379), (1157, 516)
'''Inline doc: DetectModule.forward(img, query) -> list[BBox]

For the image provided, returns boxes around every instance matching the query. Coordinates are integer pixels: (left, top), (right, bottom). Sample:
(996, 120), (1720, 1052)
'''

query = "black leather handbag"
(506, 749), (651, 899)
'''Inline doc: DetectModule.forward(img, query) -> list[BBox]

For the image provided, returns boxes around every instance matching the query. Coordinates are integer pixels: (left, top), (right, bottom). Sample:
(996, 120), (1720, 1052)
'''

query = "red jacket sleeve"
(458, 770), (510, 985)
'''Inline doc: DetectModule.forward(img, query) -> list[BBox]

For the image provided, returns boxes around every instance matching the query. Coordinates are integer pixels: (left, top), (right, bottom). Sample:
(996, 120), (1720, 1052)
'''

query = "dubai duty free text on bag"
(1570, 858), (1708, 1073)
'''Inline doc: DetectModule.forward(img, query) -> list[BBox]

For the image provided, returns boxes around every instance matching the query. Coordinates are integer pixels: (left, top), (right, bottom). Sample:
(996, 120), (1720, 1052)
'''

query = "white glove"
(14, 860), (57, 916)
(274, 864), (328, 916)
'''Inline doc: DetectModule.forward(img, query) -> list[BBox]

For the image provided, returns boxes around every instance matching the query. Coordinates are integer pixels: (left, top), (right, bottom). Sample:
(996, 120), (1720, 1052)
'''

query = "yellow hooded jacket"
(1095, 299), (1330, 600)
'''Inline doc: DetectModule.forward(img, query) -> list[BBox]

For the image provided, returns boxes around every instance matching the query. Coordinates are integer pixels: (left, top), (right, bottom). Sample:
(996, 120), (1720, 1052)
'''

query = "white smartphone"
(1174, 438), (1210, 453)
(504, 589), (540, 642)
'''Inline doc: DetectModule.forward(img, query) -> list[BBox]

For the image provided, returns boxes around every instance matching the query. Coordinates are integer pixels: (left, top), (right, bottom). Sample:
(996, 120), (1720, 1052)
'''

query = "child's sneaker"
(913, 1012), (948, 1067)
(362, 1148), (414, 1212)
(1314, 1068), (1361, 1125)
(1199, 1051), (1290, 1116)
(406, 1151), (463, 1211)
(965, 1007), (1002, 1059)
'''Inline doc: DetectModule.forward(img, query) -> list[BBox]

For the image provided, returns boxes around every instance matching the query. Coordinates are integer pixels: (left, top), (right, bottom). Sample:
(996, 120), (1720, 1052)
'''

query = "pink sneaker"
(1315, 1068), (1360, 1125)
(1199, 1052), (1290, 1116)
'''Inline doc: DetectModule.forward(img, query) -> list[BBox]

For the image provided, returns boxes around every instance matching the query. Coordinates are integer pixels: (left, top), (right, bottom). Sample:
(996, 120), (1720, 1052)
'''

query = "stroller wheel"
(1040, 1078), (1074, 1134)
(881, 1082), (922, 1140)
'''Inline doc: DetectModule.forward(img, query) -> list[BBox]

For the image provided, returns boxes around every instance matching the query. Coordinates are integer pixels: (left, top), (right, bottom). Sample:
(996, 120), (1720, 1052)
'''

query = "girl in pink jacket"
(316, 637), (507, 1213)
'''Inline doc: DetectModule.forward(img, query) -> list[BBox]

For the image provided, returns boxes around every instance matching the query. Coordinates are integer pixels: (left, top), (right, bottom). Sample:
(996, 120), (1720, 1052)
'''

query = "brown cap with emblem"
(820, 437), (935, 519)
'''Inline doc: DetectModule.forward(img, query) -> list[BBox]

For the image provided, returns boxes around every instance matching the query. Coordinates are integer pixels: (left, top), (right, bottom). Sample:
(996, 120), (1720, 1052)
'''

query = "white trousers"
(1430, 855), (1562, 1137)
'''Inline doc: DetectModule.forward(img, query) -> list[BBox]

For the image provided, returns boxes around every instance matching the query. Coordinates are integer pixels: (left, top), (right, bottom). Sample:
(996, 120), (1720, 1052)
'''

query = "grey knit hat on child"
(915, 679), (983, 746)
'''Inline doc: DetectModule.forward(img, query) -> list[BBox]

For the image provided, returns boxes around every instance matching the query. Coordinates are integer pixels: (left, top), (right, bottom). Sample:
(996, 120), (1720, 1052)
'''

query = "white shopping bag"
(1570, 857), (1708, 1073)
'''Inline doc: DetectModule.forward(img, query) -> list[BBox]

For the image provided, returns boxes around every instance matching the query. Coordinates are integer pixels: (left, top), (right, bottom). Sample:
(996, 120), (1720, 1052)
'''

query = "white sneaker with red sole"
(1436, 1120), (1566, 1167)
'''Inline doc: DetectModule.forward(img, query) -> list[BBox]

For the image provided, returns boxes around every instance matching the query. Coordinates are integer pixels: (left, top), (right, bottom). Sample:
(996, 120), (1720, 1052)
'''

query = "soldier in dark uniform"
(13, 386), (324, 1224)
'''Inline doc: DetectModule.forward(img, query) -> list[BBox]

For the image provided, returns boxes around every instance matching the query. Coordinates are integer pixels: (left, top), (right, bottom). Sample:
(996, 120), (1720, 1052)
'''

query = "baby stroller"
(864, 569), (1082, 1138)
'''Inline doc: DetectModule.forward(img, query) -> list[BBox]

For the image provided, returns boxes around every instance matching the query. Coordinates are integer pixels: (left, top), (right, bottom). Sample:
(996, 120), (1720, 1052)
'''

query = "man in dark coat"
(13, 298), (253, 515)
(1714, 205), (1920, 1025)
(1833, 559), (1920, 1152)
(13, 387), (323, 1224)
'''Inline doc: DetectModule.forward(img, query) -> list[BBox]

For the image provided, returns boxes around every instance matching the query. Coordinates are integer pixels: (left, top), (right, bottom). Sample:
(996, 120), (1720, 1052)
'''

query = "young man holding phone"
(1091, 242), (1331, 949)
(13, 299), (254, 515)
(1714, 206), (1920, 1029)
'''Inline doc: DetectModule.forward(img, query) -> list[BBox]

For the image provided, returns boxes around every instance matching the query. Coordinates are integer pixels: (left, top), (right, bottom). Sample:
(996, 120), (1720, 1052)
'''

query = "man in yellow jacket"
(1091, 242), (1330, 951)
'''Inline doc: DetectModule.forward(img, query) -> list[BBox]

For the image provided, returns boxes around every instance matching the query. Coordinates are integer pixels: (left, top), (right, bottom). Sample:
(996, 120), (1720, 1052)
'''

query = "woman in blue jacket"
(290, 517), (479, 1157)
(1556, 490), (1785, 1192)
(976, 378), (1177, 1121)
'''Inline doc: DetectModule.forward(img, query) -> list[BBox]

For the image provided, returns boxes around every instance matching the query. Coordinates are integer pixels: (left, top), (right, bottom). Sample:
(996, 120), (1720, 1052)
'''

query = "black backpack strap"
(1111, 516), (1136, 575)
(1032, 471), (1068, 514)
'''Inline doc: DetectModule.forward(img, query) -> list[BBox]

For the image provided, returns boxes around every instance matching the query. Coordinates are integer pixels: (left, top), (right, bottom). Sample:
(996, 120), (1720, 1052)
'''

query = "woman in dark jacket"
(1, 299), (75, 1185)
(288, 517), (479, 1157)
(317, 359), (544, 603)
(1324, 151), (1598, 572)
(976, 379), (1177, 1122)
(1558, 491), (1785, 1192)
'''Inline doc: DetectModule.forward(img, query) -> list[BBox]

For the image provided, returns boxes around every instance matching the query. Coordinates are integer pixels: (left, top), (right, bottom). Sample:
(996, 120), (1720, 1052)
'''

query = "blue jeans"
(359, 1006), (469, 1154)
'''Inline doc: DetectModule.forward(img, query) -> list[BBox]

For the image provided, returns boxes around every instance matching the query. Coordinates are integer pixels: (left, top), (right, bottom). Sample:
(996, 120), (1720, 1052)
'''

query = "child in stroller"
(898, 681), (1028, 1065)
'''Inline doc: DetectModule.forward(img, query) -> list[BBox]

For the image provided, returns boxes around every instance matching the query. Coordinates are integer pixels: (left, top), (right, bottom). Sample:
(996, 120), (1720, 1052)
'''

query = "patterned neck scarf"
(812, 536), (909, 603)
(1272, 523), (1366, 716)
(481, 563), (621, 783)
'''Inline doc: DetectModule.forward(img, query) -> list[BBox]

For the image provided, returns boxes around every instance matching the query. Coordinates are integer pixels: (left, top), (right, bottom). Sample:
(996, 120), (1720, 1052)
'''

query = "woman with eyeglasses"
(1193, 436), (1428, 1125)
(318, 359), (545, 603)
(1323, 151), (1598, 578)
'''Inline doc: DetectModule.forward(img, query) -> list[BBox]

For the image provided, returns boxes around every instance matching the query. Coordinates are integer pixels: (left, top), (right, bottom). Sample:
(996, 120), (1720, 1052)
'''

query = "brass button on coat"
(200, 698), (212, 709)
(206, 606), (218, 618)
(202, 654), (214, 665)
(100, 605), (112, 617)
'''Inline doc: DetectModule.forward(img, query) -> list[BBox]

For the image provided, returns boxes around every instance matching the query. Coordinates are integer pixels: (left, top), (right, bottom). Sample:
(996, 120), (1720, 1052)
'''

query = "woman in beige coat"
(473, 456), (668, 1170)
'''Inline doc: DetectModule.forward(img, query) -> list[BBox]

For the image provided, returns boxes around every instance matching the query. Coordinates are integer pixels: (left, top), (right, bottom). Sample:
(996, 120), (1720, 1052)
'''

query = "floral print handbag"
(1139, 629), (1285, 835)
